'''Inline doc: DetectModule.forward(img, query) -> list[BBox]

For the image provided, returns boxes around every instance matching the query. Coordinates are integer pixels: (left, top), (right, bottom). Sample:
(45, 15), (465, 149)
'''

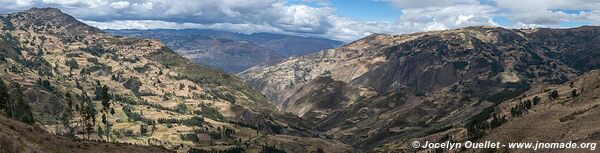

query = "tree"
(75, 78), (82, 89)
(61, 93), (74, 136)
(11, 84), (34, 124)
(0, 81), (34, 124)
(100, 85), (112, 142)
(524, 99), (532, 110)
(532, 96), (541, 105)
(150, 120), (157, 135)
(97, 125), (104, 139)
(0, 80), (9, 112)
(94, 80), (102, 100)
(140, 124), (148, 136)
(548, 90), (559, 100)
(571, 89), (578, 98)
(80, 91), (97, 140)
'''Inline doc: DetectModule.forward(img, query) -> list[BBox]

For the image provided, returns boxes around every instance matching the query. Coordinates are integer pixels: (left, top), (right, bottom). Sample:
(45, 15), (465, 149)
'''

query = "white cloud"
(0, 0), (33, 10)
(381, 0), (480, 9)
(82, 20), (284, 34)
(1, 0), (600, 42)
(42, 0), (109, 8)
(109, 1), (129, 9)
(495, 0), (600, 26)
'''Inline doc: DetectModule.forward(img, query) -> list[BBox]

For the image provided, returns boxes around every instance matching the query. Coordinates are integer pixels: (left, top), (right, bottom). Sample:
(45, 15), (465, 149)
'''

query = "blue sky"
(295, 0), (596, 28)
(327, 0), (401, 22)
(0, 0), (599, 41)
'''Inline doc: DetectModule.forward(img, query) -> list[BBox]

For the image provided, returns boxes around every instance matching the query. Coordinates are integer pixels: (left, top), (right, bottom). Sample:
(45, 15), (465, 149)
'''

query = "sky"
(0, 0), (599, 42)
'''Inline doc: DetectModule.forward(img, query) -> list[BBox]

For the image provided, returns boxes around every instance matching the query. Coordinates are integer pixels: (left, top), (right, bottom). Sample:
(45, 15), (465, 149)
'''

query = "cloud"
(495, 0), (600, 26)
(379, 0), (480, 9)
(75, 0), (499, 41)
(398, 4), (498, 29)
(109, 1), (129, 9)
(1, 0), (599, 42)
(0, 0), (34, 10)
(82, 20), (284, 34)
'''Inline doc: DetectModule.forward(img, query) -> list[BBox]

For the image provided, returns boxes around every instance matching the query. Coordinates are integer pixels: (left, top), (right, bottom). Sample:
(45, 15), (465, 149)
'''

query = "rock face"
(107, 29), (342, 73)
(240, 26), (600, 151)
(0, 8), (351, 152)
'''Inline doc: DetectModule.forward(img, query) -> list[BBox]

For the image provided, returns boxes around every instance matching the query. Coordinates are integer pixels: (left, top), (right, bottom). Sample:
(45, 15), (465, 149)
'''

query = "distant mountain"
(240, 26), (600, 151)
(106, 29), (343, 73)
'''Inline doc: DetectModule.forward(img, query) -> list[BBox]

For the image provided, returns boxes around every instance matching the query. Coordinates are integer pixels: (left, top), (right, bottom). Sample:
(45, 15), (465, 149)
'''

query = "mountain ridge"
(0, 7), (351, 152)
(240, 25), (600, 151)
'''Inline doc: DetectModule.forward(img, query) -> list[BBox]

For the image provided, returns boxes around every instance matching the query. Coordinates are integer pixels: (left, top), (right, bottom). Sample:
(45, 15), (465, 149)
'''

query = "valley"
(107, 29), (342, 74)
(1, 6), (600, 153)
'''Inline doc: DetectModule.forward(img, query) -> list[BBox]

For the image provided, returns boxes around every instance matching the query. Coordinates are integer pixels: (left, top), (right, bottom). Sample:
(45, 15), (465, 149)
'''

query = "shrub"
(180, 133), (199, 142)
(215, 92), (236, 104)
(195, 104), (225, 121)
(66, 58), (79, 69)
(571, 89), (578, 98)
(174, 103), (188, 114)
(532, 96), (541, 105)
(140, 124), (148, 135)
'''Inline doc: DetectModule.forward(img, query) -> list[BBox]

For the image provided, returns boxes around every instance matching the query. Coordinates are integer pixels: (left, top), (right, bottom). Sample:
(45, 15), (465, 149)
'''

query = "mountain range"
(240, 26), (600, 151)
(107, 29), (342, 73)
(1, 7), (600, 153)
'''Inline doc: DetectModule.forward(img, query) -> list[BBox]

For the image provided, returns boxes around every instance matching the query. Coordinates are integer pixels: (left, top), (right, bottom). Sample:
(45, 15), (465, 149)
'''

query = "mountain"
(240, 26), (600, 151)
(106, 29), (343, 73)
(0, 8), (350, 152)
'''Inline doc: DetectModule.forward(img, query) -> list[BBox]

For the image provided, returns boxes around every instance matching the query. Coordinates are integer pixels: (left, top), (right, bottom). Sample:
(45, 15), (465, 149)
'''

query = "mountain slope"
(240, 26), (600, 151)
(0, 8), (350, 152)
(0, 114), (171, 153)
(239, 33), (394, 106)
(107, 29), (343, 73)
(476, 70), (600, 153)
